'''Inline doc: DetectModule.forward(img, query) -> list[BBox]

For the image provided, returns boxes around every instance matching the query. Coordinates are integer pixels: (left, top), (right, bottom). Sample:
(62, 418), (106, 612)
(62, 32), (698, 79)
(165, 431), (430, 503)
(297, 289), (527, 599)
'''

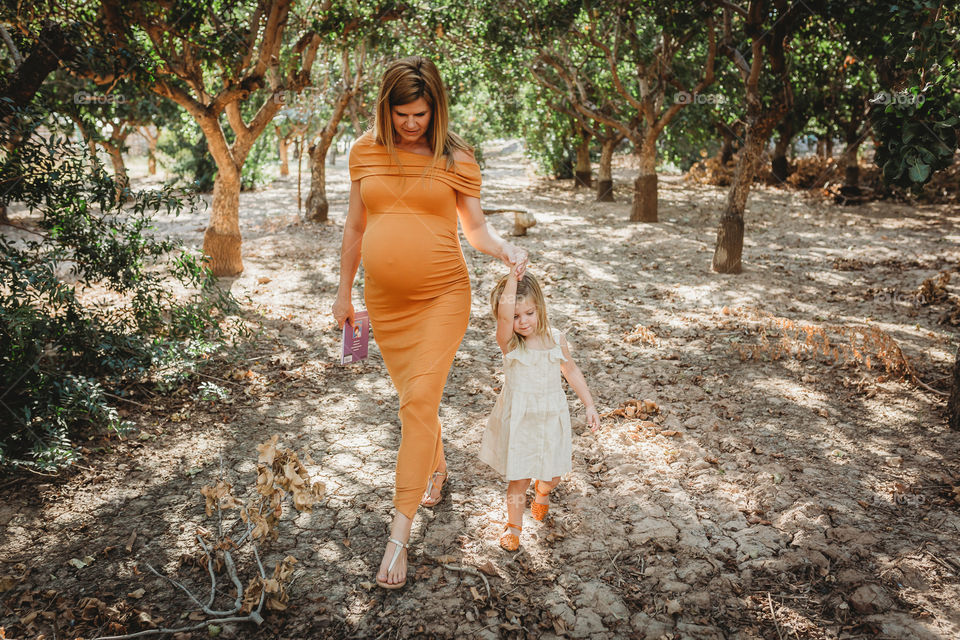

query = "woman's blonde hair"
(374, 56), (473, 170)
(490, 272), (554, 353)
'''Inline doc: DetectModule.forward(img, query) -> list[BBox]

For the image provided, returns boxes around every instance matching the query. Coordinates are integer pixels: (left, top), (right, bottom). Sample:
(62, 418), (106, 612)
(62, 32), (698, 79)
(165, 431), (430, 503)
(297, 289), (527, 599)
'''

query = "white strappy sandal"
(376, 537), (408, 589)
(420, 470), (448, 507)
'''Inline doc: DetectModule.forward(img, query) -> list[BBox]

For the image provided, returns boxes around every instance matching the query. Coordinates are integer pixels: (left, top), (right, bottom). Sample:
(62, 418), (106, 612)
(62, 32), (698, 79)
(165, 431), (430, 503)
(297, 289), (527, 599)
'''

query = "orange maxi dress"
(349, 131), (481, 519)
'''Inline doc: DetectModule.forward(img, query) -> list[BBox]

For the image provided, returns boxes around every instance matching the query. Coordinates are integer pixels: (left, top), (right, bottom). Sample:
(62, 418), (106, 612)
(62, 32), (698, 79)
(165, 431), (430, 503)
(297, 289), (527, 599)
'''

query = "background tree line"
(1, 0), (957, 468)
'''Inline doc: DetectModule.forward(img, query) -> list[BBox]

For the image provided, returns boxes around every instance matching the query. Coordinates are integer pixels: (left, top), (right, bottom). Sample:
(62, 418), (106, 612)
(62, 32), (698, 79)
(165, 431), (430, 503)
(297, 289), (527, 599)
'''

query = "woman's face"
(391, 97), (432, 145)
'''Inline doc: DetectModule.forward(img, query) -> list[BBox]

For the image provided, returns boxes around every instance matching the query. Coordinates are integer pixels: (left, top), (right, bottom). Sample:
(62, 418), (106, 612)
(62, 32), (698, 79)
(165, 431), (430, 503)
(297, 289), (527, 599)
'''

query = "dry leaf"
(127, 588), (145, 599)
(257, 435), (280, 466)
(475, 560), (498, 576)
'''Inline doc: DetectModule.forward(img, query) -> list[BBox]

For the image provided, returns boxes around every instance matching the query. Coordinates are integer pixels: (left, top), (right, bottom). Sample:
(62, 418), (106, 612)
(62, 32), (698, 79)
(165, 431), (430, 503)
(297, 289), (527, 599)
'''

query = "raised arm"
(495, 265), (521, 354)
(332, 179), (367, 329)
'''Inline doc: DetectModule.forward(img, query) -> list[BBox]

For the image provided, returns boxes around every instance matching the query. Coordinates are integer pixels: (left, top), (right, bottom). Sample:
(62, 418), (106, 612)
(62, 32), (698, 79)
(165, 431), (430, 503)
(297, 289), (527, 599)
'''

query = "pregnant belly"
(362, 213), (468, 299)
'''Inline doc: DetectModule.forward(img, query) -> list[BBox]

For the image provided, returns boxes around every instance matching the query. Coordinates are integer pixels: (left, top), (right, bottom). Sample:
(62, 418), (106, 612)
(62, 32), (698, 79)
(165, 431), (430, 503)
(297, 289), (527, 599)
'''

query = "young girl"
(479, 265), (601, 551)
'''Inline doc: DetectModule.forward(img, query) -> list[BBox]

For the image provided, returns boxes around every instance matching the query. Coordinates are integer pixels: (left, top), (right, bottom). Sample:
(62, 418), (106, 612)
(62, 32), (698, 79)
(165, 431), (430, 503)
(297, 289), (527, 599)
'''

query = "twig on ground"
(768, 592), (785, 640)
(92, 614), (260, 640)
(102, 392), (151, 408)
(442, 563), (491, 600)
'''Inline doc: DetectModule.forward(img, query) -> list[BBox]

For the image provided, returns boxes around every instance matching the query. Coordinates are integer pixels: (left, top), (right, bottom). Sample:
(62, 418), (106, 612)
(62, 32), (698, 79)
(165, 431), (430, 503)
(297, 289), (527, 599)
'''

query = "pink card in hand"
(341, 310), (369, 364)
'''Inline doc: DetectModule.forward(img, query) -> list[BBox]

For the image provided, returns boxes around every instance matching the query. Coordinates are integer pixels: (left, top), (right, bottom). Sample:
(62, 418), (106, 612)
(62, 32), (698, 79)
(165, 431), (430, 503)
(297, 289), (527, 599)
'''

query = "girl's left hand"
(502, 243), (528, 279)
(586, 407), (601, 432)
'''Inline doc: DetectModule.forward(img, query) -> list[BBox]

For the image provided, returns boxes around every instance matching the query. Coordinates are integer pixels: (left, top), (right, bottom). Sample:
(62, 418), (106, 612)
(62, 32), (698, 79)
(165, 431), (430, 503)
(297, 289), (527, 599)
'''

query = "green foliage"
(158, 115), (218, 192)
(0, 105), (239, 471)
(873, 85), (959, 191)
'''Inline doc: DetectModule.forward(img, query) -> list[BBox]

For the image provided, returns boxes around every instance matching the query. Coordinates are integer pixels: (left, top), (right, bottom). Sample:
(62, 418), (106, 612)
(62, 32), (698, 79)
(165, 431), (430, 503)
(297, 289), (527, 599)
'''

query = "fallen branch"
(442, 563), (491, 600)
(92, 613), (263, 640)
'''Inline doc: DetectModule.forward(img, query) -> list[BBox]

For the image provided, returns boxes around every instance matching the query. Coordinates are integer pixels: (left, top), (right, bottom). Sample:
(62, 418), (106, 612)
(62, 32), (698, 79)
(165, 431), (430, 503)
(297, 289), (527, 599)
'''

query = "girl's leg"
(501, 479), (530, 551)
(377, 511), (413, 586)
(534, 475), (562, 506)
(532, 476), (561, 521)
(506, 479), (530, 526)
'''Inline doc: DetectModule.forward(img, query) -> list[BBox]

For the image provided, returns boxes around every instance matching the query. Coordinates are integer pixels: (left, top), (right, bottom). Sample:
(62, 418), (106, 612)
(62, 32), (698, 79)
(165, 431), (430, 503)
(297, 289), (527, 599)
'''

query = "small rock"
(849, 583), (894, 614)
(570, 609), (606, 638)
(661, 580), (691, 593)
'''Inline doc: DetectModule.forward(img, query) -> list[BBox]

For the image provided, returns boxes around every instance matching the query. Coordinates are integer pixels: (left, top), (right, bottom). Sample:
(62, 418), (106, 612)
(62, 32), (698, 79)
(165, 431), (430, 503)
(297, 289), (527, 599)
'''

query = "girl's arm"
(495, 264), (520, 354)
(332, 180), (367, 329)
(558, 334), (601, 431)
(453, 150), (528, 278)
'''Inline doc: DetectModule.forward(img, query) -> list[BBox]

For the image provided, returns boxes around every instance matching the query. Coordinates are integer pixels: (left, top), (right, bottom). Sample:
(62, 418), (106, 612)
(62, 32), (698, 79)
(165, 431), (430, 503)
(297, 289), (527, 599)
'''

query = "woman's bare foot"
(376, 512), (412, 588)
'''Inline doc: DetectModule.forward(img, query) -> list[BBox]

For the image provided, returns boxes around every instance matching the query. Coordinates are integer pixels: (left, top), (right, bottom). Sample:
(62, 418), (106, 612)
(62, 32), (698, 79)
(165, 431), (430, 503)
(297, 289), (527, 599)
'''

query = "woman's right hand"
(332, 292), (355, 329)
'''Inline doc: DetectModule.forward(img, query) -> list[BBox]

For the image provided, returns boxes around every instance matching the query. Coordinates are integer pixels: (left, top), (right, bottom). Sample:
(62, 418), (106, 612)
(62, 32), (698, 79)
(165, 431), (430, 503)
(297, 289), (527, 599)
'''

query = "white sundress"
(479, 327), (573, 481)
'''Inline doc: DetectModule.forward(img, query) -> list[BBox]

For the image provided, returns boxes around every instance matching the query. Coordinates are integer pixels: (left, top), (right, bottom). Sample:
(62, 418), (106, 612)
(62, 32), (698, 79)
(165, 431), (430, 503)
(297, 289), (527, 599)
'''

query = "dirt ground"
(2, 146), (960, 640)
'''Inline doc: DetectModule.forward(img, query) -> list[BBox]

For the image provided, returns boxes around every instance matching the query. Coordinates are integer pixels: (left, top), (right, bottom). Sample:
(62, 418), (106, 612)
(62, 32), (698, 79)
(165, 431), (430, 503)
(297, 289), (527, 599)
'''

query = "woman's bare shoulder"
(451, 147), (476, 164)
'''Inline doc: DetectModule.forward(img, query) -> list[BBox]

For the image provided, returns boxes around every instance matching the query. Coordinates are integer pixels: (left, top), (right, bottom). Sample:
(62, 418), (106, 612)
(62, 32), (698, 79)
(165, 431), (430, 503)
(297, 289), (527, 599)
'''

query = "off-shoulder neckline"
(359, 133), (478, 165)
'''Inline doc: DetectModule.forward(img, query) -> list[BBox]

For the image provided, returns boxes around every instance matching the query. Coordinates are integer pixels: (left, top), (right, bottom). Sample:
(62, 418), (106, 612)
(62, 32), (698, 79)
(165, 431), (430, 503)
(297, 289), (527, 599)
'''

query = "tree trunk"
(771, 119), (793, 184)
(720, 138), (734, 165)
(712, 116), (774, 273)
(840, 125), (863, 195)
(203, 164), (243, 277)
(102, 139), (130, 199)
(278, 134), (290, 177)
(949, 342), (960, 430)
(596, 136), (620, 202)
(574, 130), (592, 188)
(306, 134), (334, 222)
(630, 139), (657, 222)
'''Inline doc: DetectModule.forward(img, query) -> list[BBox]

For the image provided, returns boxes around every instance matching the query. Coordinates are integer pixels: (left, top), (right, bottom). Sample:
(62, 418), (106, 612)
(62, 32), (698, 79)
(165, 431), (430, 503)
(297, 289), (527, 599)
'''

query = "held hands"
(586, 406), (601, 432)
(502, 243), (529, 280)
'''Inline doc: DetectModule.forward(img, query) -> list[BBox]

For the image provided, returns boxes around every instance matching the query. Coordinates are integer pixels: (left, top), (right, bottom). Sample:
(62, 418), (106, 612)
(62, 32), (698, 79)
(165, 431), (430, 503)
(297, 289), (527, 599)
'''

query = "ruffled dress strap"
(348, 131), (482, 197)
(504, 328), (567, 365)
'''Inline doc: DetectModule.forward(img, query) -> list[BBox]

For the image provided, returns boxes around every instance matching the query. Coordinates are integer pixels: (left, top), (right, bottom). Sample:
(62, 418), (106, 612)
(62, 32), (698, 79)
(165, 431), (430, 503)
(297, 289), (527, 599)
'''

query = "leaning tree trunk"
(596, 136), (621, 202)
(306, 133), (335, 222)
(712, 111), (780, 274)
(949, 342), (960, 430)
(203, 163), (244, 277)
(574, 129), (592, 188)
(631, 137), (658, 222)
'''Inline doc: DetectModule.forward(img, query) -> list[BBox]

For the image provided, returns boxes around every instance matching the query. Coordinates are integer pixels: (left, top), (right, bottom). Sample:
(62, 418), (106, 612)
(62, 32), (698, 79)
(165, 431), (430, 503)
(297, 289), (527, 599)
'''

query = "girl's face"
(513, 298), (539, 338)
(391, 97), (432, 145)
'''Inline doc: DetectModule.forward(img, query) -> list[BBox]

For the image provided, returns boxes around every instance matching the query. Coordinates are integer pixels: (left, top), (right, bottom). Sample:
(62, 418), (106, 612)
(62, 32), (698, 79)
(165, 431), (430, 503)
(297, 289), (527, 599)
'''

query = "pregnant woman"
(332, 56), (528, 589)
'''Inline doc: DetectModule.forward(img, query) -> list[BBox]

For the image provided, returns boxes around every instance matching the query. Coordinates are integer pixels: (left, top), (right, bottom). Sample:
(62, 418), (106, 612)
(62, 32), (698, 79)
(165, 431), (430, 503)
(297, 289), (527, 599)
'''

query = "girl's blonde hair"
(490, 272), (554, 353)
(374, 56), (472, 170)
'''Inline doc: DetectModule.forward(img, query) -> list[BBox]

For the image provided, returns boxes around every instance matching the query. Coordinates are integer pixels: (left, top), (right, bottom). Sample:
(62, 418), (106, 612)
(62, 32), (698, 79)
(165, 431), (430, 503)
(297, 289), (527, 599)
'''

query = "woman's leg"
(377, 511), (413, 586)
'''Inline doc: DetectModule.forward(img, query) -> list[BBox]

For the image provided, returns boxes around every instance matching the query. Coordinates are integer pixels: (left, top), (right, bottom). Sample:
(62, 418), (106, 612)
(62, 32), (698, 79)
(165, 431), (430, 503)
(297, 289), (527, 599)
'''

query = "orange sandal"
(499, 523), (522, 551)
(532, 480), (551, 521)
